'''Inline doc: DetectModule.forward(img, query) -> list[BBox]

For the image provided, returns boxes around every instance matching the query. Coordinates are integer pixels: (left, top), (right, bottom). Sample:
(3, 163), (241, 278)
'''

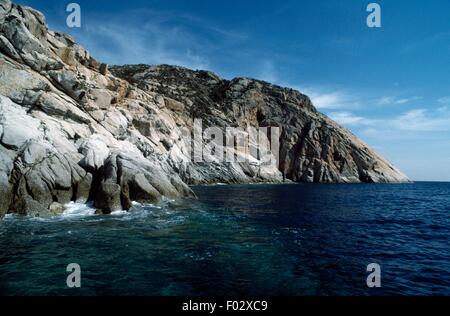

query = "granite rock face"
(110, 64), (409, 185)
(0, 1), (409, 217)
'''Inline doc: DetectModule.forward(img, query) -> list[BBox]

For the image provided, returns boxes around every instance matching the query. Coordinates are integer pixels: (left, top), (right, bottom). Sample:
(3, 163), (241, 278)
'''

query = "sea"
(0, 182), (449, 295)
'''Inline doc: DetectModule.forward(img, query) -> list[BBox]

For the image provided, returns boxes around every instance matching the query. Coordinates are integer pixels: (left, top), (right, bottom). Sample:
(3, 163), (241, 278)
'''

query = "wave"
(62, 202), (97, 218)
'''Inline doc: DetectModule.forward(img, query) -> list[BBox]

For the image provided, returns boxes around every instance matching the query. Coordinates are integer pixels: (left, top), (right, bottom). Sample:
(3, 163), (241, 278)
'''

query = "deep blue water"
(0, 182), (449, 296)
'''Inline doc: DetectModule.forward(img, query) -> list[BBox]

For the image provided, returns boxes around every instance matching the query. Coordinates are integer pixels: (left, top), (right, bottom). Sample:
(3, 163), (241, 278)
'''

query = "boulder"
(79, 136), (110, 171)
(88, 88), (112, 109)
(128, 173), (161, 204)
(47, 69), (85, 101)
(48, 202), (64, 215)
(91, 152), (194, 212)
(0, 95), (42, 149)
(9, 141), (94, 215)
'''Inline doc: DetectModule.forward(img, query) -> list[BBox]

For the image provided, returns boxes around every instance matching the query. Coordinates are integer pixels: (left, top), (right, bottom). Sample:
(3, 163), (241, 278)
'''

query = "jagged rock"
(0, 1), (409, 217)
(0, 0), (12, 15)
(99, 63), (108, 75)
(1, 14), (46, 56)
(0, 34), (21, 61)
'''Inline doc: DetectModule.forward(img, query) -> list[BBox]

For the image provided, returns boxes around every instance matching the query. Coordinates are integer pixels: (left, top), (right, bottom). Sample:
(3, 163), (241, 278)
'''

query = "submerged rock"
(0, 1), (409, 217)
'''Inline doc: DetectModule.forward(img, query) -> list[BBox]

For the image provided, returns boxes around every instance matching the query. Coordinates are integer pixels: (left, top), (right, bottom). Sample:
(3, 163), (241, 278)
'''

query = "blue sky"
(16, 0), (450, 181)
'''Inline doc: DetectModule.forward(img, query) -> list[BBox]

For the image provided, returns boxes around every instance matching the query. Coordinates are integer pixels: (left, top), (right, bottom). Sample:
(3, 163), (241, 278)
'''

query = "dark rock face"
(0, 145), (14, 217)
(95, 182), (122, 214)
(110, 65), (409, 184)
(0, 1), (409, 217)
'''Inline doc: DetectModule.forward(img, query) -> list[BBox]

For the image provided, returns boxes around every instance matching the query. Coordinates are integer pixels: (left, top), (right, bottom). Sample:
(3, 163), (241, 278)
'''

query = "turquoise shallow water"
(0, 182), (449, 295)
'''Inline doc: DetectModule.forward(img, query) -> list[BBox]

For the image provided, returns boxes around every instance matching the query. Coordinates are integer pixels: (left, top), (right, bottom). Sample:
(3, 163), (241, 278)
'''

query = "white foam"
(3, 213), (15, 219)
(110, 210), (128, 216)
(62, 202), (96, 218)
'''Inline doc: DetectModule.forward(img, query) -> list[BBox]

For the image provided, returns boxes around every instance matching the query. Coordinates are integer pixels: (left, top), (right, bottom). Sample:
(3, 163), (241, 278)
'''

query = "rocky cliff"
(0, 0), (409, 217)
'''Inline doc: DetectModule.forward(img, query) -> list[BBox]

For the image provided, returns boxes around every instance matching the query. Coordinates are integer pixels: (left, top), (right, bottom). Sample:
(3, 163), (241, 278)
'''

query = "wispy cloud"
(69, 9), (247, 71)
(301, 88), (361, 110)
(398, 31), (450, 55)
(328, 111), (374, 125)
(438, 96), (450, 105)
(256, 60), (278, 83)
(91, 25), (208, 69)
(331, 107), (450, 133)
(244, 2), (297, 26)
(311, 92), (345, 109)
(377, 95), (422, 106)
(293, 84), (424, 111)
(391, 108), (450, 132)
(77, 25), (202, 69)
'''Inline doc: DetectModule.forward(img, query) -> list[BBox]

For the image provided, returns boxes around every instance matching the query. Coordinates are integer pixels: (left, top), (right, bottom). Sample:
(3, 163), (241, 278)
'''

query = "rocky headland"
(0, 0), (409, 217)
